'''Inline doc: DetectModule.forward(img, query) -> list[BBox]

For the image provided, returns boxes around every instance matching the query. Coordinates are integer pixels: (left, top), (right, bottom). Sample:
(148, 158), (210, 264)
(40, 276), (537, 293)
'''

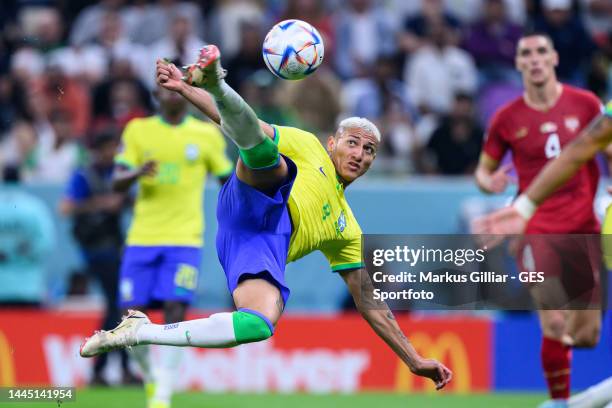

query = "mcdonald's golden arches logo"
(395, 331), (470, 393)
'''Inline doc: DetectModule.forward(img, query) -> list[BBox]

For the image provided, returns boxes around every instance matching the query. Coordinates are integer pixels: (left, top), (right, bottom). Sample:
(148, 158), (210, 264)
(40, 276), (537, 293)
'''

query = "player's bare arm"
(475, 153), (514, 194)
(112, 161), (157, 193)
(156, 59), (274, 139)
(339, 268), (452, 390)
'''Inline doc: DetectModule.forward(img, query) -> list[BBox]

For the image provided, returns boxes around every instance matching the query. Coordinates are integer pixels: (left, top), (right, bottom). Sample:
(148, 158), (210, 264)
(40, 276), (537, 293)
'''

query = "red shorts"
(516, 235), (602, 307)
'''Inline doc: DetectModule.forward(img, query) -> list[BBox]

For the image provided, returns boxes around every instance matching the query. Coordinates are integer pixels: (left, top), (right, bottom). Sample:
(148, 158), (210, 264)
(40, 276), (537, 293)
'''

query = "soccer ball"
(262, 19), (324, 80)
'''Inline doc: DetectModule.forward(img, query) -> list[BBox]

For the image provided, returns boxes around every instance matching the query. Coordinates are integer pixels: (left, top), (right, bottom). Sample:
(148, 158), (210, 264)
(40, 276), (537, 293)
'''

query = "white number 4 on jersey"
(544, 133), (561, 159)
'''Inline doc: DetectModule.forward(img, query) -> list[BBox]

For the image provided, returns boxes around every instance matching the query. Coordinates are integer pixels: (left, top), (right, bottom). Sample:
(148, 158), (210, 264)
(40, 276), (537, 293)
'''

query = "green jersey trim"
(331, 262), (365, 272)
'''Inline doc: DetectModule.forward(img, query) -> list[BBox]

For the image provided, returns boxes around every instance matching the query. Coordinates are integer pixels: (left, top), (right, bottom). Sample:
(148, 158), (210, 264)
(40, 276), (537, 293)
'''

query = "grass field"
(6, 388), (548, 408)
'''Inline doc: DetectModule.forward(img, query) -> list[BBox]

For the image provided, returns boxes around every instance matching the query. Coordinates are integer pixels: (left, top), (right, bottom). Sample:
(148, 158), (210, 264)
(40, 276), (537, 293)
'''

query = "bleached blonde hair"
(336, 117), (381, 142)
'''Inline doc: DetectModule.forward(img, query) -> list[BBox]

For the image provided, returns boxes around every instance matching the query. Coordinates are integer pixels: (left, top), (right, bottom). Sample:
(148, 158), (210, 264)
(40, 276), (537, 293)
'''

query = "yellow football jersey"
(115, 115), (233, 246)
(275, 126), (364, 272)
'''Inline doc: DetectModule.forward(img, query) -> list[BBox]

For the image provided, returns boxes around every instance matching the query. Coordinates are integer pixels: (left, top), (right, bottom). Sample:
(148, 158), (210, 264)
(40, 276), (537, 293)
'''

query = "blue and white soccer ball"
(262, 19), (324, 80)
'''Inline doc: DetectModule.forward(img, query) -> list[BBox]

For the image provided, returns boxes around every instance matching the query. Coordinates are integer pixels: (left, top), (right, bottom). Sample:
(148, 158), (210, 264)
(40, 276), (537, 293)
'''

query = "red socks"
(541, 336), (572, 400)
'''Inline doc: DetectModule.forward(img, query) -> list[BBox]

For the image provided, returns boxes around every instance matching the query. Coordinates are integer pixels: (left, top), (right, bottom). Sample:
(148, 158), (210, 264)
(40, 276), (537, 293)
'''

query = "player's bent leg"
(232, 277), (284, 327)
(566, 309), (601, 348)
(81, 283), (281, 354)
(80, 311), (265, 352)
(140, 277), (282, 347)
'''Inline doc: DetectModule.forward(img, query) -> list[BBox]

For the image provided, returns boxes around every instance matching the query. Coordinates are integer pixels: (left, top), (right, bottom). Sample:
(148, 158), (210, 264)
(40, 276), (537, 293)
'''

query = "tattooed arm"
(524, 112), (612, 205)
(339, 268), (452, 390)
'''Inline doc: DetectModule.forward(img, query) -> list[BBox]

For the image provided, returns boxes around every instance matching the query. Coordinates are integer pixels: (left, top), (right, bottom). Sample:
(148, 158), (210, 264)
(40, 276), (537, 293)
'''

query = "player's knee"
(543, 316), (567, 339)
(232, 309), (274, 344)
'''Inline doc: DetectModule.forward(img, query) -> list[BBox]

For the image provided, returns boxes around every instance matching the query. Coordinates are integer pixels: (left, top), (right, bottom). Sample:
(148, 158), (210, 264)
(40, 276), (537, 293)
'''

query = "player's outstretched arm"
(155, 59), (274, 138)
(339, 268), (452, 390)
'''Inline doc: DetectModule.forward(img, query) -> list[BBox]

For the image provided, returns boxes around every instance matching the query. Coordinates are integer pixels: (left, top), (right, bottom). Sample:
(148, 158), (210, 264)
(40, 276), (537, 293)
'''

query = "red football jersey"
(484, 85), (603, 233)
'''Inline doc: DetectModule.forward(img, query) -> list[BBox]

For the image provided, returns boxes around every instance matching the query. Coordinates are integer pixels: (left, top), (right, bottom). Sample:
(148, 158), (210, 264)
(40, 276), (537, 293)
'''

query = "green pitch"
(9, 388), (547, 408)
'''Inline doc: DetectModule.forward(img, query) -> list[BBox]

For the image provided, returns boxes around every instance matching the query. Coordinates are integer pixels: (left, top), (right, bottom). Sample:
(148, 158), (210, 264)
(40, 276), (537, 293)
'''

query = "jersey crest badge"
(540, 122), (557, 134)
(564, 116), (579, 133)
(336, 210), (347, 236)
(185, 144), (200, 161)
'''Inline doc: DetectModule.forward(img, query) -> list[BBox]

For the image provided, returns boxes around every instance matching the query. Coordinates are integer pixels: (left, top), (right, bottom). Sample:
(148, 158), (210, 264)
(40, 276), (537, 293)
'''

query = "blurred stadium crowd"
(0, 0), (611, 181)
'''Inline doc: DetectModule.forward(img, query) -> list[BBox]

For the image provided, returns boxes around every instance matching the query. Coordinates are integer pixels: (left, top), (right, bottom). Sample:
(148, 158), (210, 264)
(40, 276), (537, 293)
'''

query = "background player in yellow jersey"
(111, 80), (233, 408)
(81, 45), (452, 390)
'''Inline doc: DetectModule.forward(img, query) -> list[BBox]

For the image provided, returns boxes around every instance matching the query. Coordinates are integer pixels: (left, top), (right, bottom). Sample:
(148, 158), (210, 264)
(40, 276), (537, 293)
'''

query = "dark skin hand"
(112, 160), (158, 193)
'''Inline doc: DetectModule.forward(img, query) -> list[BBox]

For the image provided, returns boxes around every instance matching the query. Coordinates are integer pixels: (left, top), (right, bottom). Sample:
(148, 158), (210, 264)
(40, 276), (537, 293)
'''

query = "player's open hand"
(471, 206), (527, 248)
(472, 205), (527, 235)
(138, 160), (158, 178)
(156, 59), (184, 92)
(487, 163), (516, 193)
(412, 358), (452, 390)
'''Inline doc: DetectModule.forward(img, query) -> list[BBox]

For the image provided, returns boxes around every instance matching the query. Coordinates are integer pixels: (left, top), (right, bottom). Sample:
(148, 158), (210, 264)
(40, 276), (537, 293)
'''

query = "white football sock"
(152, 347), (183, 404)
(136, 312), (236, 347)
(209, 81), (267, 150)
(569, 376), (612, 408)
(128, 344), (153, 383)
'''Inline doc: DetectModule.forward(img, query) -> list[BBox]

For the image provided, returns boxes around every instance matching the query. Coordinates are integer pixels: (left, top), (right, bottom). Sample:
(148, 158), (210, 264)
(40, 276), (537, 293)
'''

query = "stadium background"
(0, 0), (611, 406)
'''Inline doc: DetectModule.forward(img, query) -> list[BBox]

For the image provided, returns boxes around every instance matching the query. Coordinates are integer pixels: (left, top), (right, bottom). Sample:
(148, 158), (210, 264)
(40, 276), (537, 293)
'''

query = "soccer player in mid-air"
(111, 81), (233, 408)
(474, 32), (605, 408)
(81, 44), (452, 390)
